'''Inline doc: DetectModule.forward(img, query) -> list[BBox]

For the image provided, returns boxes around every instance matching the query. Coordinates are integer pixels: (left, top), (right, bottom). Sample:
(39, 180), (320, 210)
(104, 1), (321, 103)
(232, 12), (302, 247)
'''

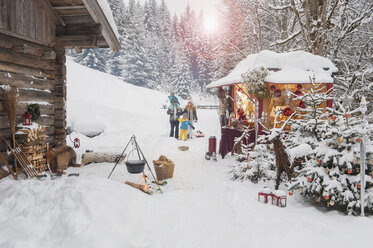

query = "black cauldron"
(125, 160), (145, 174)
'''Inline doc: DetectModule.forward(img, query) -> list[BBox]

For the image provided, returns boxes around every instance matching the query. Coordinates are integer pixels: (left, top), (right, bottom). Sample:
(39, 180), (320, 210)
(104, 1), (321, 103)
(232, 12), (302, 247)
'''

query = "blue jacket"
(178, 117), (194, 130)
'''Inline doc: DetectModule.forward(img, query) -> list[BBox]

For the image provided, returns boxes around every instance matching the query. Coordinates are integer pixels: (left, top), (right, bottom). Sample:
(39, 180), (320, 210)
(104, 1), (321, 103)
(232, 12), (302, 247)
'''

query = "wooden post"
(54, 47), (66, 146)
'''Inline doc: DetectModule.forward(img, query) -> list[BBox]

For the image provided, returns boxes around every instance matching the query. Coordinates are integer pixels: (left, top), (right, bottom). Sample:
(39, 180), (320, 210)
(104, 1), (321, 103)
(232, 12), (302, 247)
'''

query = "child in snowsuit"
(178, 113), (195, 141)
(168, 92), (180, 106)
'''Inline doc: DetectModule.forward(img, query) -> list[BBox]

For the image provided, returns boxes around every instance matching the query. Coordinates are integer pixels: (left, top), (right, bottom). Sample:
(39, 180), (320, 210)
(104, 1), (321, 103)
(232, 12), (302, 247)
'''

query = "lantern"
(74, 138), (80, 148)
(283, 107), (292, 116)
(297, 84), (302, 90)
(22, 112), (32, 126)
(271, 192), (287, 207)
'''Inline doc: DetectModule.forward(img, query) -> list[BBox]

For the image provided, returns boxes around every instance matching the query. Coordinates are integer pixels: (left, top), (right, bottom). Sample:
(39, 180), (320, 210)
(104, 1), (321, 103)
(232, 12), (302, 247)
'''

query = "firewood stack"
(16, 126), (47, 173)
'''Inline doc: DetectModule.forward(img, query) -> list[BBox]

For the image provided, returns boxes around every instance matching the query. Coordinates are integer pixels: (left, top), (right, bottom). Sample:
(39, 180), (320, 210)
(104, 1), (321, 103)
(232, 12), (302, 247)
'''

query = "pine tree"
(287, 95), (373, 215)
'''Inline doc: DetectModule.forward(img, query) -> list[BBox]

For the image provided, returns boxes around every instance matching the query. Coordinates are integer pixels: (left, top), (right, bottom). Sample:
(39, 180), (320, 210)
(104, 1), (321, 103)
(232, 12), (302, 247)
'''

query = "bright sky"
(126, 0), (222, 16)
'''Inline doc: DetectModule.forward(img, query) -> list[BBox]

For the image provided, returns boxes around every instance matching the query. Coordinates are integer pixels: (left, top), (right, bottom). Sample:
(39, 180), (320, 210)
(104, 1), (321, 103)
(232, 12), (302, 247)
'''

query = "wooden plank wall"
(0, 33), (59, 148)
(0, 0), (55, 46)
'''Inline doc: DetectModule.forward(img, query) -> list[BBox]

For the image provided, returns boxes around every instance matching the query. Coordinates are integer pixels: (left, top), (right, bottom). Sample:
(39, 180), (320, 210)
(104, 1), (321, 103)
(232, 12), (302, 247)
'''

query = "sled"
(193, 130), (205, 138)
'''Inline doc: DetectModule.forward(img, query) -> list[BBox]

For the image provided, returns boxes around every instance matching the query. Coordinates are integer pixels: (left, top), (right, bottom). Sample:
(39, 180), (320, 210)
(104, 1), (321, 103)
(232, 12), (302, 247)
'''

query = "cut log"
(125, 181), (151, 195)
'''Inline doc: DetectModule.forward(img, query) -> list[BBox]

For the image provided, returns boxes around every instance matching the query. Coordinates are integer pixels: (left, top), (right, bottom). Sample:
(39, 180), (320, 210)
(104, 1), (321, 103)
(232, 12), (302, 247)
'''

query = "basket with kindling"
(153, 155), (174, 181)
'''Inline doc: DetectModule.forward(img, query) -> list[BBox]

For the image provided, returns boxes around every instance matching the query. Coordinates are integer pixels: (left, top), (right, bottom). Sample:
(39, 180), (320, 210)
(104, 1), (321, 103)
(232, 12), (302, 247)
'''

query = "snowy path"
(0, 61), (372, 248)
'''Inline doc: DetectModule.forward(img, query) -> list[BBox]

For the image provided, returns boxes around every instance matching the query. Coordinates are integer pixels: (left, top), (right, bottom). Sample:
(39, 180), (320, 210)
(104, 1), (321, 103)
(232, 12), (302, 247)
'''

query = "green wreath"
(27, 104), (40, 120)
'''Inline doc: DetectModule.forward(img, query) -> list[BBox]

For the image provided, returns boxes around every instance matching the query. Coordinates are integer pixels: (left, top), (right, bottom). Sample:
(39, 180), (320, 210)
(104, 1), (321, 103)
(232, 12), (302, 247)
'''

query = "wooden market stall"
(0, 0), (120, 178)
(207, 50), (337, 158)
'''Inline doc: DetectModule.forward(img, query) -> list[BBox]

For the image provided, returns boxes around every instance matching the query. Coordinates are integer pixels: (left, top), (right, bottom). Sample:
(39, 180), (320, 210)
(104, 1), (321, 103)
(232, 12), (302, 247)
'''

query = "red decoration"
(356, 138), (361, 143)
(357, 184), (361, 189)
(297, 84), (303, 90)
(294, 90), (303, 96)
(271, 193), (287, 207)
(324, 195), (329, 200)
(258, 192), (287, 207)
(345, 113), (351, 118)
(258, 192), (270, 203)
(283, 107), (292, 116)
(289, 192), (293, 196)
(317, 159), (322, 164)
(347, 169), (352, 174)
(270, 85), (276, 91)
(273, 89), (282, 97)
(331, 116), (337, 120)
(74, 138), (80, 148)
(22, 112), (32, 126)
(307, 177), (312, 182)
(237, 108), (246, 121)
(299, 101), (306, 109)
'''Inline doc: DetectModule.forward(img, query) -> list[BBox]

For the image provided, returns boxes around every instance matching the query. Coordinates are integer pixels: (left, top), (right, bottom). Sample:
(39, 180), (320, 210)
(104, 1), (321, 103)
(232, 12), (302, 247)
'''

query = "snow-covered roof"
(97, 0), (119, 40)
(207, 50), (337, 88)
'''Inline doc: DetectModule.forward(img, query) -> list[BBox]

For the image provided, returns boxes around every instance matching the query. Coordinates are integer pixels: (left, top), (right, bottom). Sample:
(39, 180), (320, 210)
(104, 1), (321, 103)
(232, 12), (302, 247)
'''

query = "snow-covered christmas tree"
(287, 95), (373, 215)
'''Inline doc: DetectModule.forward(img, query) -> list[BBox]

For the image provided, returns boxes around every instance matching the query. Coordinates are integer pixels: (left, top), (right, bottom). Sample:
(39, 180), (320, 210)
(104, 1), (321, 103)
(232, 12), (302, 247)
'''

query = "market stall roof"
(207, 50), (337, 88)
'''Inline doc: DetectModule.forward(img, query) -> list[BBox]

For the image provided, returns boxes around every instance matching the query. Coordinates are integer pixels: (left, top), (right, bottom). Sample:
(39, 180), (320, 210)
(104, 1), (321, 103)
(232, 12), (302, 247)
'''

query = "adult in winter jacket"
(178, 113), (195, 141)
(167, 99), (183, 139)
(184, 101), (198, 138)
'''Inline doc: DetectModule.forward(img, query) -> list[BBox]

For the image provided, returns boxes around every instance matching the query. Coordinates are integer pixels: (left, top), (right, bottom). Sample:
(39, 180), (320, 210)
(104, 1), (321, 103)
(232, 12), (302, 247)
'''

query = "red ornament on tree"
(283, 107), (292, 116)
(331, 116), (337, 120)
(299, 101), (306, 109)
(297, 84), (303, 90)
(22, 112), (32, 126)
(270, 85), (276, 91)
(294, 90), (303, 96)
(273, 89), (282, 97)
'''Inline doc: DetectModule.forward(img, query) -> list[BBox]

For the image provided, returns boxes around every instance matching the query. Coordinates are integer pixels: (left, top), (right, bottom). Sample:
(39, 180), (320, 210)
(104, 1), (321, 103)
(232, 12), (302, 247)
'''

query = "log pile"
(16, 126), (47, 173)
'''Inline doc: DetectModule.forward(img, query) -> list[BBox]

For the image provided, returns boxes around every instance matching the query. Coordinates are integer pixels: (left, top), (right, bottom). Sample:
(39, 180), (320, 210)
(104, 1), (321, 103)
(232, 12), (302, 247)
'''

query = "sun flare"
(203, 15), (218, 33)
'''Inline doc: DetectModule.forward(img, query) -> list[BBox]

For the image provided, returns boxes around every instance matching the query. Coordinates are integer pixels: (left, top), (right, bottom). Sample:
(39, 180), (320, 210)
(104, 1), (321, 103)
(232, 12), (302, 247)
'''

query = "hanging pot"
(125, 160), (145, 174)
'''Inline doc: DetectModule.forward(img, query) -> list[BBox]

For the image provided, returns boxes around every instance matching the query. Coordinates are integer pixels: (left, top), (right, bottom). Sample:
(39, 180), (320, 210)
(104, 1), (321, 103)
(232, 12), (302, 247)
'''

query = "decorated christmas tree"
(287, 96), (373, 215)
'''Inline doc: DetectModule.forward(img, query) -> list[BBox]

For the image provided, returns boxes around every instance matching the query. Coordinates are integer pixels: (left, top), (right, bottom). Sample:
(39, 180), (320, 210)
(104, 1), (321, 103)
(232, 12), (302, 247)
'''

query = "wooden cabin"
(207, 51), (337, 157)
(0, 0), (120, 175)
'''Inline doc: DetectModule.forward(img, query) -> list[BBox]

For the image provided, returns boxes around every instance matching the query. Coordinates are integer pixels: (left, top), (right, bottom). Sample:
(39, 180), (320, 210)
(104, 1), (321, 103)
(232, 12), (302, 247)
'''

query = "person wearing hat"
(167, 99), (183, 139)
(178, 113), (195, 141)
(168, 92), (180, 106)
(184, 101), (198, 138)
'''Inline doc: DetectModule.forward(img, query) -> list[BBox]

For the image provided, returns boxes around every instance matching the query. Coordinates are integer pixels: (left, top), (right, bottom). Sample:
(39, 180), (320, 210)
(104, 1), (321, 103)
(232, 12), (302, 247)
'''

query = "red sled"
(193, 130), (205, 138)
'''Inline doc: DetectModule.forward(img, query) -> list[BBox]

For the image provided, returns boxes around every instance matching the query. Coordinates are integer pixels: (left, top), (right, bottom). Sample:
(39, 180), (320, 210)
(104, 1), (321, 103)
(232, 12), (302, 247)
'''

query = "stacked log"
(16, 126), (47, 173)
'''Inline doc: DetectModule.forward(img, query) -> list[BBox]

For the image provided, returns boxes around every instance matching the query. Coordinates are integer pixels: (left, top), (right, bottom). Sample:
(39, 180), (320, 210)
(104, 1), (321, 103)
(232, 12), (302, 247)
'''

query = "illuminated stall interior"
(207, 50), (337, 135)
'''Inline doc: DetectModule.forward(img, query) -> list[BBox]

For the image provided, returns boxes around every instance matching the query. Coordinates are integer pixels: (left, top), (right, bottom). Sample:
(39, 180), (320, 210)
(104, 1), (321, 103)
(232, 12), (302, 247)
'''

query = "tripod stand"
(107, 135), (162, 193)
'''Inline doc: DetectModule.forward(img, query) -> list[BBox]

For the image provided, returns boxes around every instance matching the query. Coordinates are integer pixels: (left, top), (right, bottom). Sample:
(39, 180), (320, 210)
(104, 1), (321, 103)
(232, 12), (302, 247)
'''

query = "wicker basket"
(154, 162), (174, 181)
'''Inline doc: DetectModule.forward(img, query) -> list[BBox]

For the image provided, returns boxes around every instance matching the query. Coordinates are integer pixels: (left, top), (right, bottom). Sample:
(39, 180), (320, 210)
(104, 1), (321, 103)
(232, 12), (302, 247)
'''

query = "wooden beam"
(81, 0), (120, 51)
(56, 23), (101, 37)
(61, 15), (94, 25)
(0, 28), (51, 47)
(55, 35), (108, 48)
(54, 5), (86, 10)
(40, 0), (66, 26)
(0, 61), (55, 79)
(49, 0), (84, 7)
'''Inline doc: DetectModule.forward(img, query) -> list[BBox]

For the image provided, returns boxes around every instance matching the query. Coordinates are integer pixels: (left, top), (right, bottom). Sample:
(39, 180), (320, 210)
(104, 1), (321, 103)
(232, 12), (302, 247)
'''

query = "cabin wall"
(0, 0), (56, 46)
(0, 34), (67, 152)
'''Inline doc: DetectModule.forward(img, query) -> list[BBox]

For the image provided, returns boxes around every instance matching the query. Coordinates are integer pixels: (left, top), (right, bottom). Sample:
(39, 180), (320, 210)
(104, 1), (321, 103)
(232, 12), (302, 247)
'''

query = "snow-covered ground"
(0, 60), (372, 248)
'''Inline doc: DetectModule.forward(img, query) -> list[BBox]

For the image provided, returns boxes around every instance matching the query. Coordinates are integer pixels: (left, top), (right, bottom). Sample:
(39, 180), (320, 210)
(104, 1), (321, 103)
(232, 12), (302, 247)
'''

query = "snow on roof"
(207, 50), (337, 88)
(97, 0), (119, 39)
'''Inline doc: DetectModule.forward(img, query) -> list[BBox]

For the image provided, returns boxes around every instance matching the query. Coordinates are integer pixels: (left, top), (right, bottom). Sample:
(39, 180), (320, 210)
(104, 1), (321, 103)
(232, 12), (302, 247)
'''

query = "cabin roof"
(207, 50), (337, 88)
(49, 0), (120, 51)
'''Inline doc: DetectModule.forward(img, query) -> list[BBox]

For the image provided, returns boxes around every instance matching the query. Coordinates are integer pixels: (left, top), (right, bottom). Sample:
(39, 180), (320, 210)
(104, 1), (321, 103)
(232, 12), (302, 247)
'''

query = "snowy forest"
(69, 0), (372, 103)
